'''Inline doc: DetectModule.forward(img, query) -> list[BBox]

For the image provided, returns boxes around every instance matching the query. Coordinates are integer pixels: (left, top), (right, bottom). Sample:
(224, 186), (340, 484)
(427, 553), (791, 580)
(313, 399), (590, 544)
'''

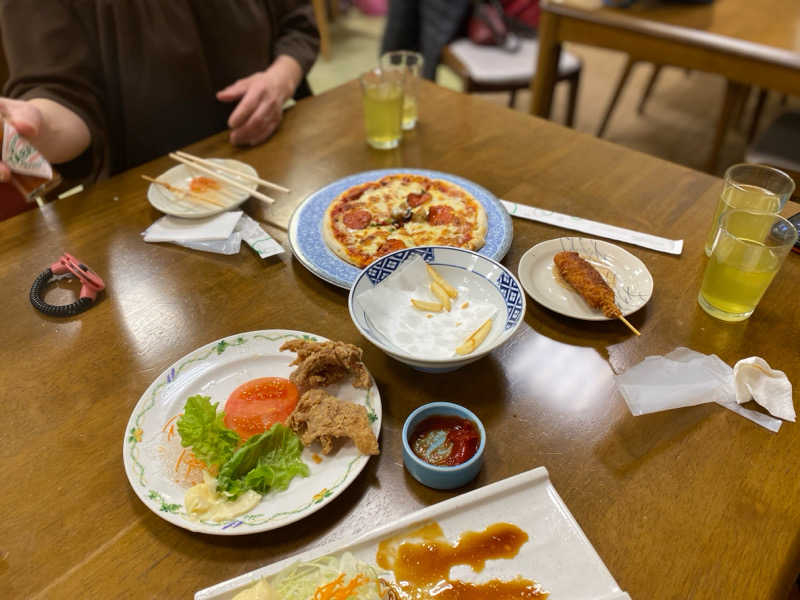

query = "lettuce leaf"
(217, 423), (309, 499)
(176, 395), (240, 467)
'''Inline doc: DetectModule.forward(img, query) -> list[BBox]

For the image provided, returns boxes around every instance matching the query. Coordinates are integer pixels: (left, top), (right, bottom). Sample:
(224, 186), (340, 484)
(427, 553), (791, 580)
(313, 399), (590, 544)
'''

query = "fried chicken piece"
(553, 251), (621, 319)
(280, 339), (371, 391)
(287, 389), (379, 456)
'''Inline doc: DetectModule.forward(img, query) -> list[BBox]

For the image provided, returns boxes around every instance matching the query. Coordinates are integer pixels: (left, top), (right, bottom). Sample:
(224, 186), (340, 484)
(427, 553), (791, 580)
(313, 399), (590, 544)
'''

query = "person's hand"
(216, 55), (302, 147)
(0, 98), (44, 182)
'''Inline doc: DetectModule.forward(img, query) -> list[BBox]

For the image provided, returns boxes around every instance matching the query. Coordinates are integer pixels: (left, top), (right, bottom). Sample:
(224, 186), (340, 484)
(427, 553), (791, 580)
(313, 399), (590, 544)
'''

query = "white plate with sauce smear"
(518, 237), (653, 320)
(147, 158), (258, 218)
(122, 329), (382, 535)
(195, 467), (630, 600)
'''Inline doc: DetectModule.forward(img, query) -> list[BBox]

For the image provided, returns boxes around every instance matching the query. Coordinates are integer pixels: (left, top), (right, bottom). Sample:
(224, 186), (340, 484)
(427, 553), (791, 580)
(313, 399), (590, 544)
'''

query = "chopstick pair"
(169, 151), (288, 206)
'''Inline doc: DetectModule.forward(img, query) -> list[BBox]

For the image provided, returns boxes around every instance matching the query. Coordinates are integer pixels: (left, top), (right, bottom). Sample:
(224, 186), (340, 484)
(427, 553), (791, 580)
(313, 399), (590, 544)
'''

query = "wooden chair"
(311, 0), (340, 60)
(745, 110), (800, 194)
(597, 57), (770, 172)
(441, 37), (582, 126)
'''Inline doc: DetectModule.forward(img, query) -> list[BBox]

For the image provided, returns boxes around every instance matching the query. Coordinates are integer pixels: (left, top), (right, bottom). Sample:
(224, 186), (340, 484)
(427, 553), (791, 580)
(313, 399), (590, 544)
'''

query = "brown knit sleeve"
(0, 0), (109, 180)
(270, 0), (321, 76)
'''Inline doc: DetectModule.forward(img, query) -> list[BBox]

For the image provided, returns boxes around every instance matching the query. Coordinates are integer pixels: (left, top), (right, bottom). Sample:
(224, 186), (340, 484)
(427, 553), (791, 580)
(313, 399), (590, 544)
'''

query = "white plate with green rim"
(122, 329), (382, 535)
(518, 237), (653, 320)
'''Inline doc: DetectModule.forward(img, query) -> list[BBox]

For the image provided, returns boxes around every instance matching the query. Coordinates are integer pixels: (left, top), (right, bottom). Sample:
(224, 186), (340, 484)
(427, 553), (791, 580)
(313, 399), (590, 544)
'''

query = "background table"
(531, 0), (800, 170)
(1, 80), (799, 599)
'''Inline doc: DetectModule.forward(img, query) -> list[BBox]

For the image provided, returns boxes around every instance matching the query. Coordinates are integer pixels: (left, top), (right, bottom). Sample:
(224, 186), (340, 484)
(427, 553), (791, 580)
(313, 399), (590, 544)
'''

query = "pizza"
(323, 173), (488, 268)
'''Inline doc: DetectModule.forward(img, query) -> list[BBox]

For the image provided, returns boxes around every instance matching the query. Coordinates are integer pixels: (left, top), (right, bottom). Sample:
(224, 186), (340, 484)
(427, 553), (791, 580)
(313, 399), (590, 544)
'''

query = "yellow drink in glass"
(402, 96), (418, 130)
(360, 68), (404, 149)
(381, 51), (423, 131)
(698, 210), (797, 321)
(699, 238), (780, 320)
(703, 164), (793, 256)
(703, 184), (781, 255)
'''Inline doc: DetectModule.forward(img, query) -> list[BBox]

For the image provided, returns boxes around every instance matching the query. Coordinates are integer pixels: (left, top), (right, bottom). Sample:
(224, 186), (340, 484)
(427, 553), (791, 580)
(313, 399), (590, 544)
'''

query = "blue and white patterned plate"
(288, 169), (513, 289)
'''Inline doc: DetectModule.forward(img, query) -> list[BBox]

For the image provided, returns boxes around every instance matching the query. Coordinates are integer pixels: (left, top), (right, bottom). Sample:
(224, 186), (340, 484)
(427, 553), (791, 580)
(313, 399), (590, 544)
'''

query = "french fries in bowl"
(348, 246), (526, 373)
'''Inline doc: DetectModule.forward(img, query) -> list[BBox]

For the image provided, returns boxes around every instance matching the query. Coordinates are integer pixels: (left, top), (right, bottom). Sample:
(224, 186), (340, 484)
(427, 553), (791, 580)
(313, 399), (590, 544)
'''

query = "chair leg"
(311, 0), (331, 60)
(706, 80), (748, 173)
(732, 85), (753, 131)
(637, 64), (662, 115)
(565, 70), (580, 128)
(508, 88), (517, 108)
(597, 56), (635, 138)
(747, 88), (769, 143)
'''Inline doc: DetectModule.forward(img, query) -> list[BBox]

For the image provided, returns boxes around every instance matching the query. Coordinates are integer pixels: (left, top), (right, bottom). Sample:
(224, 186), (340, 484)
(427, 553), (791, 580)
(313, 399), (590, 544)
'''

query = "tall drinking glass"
(359, 67), (404, 149)
(703, 163), (794, 256)
(698, 209), (798, 321)
(380, 51), (423, 130)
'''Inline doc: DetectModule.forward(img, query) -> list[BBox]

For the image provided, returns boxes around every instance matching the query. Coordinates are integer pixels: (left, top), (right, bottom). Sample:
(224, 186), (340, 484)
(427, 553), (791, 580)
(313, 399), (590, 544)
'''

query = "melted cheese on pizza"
(325, 174), (487, 267)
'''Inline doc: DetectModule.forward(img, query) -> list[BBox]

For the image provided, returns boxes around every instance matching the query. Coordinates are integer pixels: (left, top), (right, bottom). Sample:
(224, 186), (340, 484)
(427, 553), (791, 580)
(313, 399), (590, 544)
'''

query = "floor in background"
(308, 9), (799, 177)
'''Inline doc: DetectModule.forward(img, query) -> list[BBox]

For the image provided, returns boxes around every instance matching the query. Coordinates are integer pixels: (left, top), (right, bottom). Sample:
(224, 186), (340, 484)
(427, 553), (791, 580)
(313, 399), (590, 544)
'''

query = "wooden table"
(2, 80), (799, 600)
(531, 0), (800, 170)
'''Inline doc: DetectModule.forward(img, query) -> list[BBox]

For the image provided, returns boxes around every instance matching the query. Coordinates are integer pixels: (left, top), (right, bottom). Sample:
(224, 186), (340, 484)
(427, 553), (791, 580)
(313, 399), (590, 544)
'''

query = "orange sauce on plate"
(189, 176), (221, 193)
(376, 522), (547, 599)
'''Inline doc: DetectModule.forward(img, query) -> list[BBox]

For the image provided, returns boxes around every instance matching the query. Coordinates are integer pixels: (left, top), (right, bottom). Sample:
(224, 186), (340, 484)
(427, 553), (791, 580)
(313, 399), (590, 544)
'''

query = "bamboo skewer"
(168, 152), (276, 205)
(618, 314), (641, 336)
(173, 150), (290, 193)
(141, 175), (226, 207)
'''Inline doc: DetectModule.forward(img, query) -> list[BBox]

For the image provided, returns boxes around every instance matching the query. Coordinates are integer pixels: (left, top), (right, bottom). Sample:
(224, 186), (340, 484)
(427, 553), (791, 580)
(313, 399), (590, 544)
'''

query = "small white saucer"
(518, 237), (653, 320)
(147, 158), (258, 218)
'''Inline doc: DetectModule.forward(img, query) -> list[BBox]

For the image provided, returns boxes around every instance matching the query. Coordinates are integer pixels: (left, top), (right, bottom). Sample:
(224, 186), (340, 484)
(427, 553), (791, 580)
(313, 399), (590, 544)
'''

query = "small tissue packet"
(356, 256), (496, 359)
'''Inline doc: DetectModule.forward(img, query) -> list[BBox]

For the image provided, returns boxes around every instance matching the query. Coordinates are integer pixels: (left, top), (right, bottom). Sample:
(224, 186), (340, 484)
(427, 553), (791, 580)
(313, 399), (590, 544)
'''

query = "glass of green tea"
(698, 209), (798, 321)
(703, 163), (794, 256)
(380, 51), (424, 130)
(359, 67), (404, 149)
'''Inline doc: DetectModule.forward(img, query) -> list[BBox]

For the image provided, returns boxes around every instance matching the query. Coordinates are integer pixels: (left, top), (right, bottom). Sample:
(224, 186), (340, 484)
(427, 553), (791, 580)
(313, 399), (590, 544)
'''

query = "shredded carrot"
(314, 574), (345, 600)
(174, 449), (208, 480)
(162, 414), (181, 441)
(313, 573), (369, 600)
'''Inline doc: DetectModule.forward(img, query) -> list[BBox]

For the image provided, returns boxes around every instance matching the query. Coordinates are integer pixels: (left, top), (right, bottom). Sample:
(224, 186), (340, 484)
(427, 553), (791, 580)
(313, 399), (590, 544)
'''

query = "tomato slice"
(224, 377), (299, 440)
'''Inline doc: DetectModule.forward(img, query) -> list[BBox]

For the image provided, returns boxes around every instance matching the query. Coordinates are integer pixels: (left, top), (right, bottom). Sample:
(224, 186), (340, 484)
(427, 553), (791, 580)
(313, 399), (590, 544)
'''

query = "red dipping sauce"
(410, 415), (481, 466)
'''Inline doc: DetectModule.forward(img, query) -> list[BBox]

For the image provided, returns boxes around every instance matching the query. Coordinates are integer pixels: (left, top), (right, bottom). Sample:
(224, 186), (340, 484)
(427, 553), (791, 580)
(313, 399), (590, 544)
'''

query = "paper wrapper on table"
(143, 211), (243, 242)
(356, 256), (497, 359)
(615, 347), (792, 432)
(235, 214), (285, 259)
(500, 199), (683, 255)
(142, 212), (284, 258)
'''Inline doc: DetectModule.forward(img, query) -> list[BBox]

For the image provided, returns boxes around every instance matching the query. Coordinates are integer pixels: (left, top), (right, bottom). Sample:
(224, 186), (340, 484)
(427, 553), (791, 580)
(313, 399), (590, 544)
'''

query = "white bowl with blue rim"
(402, 402), (486, 490)
(348, 246), (526, 373)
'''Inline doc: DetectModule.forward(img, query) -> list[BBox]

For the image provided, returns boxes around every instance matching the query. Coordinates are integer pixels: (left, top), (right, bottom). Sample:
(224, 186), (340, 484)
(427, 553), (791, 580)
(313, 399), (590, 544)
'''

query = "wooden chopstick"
(174, 150), (290, 193)
(141, 175), (226, 207)
(168, 153), (276, 205)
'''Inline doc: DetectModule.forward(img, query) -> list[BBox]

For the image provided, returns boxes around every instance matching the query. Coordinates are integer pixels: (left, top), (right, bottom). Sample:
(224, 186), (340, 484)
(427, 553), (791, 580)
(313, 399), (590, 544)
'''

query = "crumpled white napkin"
(734, 357), (795, 421)
(356, 256), (497, 359)
(616, 347), (794, 432)
(143, 211), (243, 242)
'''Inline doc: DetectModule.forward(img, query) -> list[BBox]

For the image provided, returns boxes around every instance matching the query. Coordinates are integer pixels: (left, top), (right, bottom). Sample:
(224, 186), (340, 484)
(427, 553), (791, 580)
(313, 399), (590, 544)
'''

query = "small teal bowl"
(402, 402), (486, 490)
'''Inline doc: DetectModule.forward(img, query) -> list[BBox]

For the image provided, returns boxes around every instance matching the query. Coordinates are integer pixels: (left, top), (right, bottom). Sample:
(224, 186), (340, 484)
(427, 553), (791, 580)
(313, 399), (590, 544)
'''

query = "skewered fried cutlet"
(553, 251), (621, 318)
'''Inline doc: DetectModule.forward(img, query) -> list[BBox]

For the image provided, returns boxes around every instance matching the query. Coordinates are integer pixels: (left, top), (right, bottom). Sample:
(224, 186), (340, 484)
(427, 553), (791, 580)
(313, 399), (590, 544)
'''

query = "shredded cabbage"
(271, 552), (383, 600)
